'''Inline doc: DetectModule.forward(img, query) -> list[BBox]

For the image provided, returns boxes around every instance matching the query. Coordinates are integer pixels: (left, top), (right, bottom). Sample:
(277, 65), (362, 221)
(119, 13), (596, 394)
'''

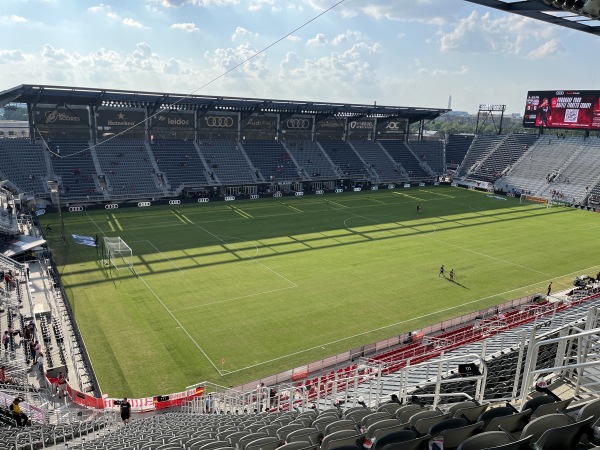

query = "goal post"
(103, 237), (133, 270)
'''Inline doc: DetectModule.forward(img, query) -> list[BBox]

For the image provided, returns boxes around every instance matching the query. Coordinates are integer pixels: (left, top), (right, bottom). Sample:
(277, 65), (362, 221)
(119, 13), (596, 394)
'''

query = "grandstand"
(5, 82), (600, 450)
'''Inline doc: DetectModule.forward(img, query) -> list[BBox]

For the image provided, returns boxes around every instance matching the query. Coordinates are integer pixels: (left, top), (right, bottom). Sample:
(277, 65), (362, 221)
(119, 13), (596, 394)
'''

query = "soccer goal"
(102, 237), (133, 270)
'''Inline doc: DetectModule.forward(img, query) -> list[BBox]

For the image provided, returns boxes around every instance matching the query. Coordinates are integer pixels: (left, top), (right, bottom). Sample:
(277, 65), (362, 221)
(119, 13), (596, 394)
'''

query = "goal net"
(103, 237), (133, 270)
(520, 194), (551, 208)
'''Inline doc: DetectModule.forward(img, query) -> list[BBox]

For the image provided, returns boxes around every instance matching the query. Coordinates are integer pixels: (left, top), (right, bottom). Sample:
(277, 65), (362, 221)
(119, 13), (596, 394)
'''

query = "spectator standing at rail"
(57, 372), (67, 399)
(120, 398), (132, 425)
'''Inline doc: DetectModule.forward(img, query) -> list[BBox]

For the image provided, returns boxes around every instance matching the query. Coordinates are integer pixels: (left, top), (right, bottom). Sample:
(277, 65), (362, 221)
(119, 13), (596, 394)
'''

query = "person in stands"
(10, 397), (28, 426)
(120, 398), (132, 425)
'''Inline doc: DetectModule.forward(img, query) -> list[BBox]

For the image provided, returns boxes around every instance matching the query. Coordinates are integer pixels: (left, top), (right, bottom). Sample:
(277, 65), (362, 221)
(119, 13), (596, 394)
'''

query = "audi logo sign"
(104, 204), (119, 210)
(68, 206), (84, 212)
(404, 184), (411, 188)
(224, 196), (235, 201)
(371, 186), (379, 191)
(434, 182), (440, 186)
(273, 192), (282, 198)
(204, 116), (234, 128)
(335, 189), (343, 194)
(250, 195), (259, 200)
(286, 119), (310, 129)
(315, 190), (324, 195)
(388, 184), (395, 189)
(353, 187), (362, 192)
(138, 202), (151, 207)
(169, 200), (181, 205)
(295, 191), (304, 196)
(198, 198), (209, 203)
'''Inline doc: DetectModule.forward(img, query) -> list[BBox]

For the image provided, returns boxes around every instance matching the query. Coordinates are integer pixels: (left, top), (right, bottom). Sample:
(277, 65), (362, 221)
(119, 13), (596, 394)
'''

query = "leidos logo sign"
(158, 116), (191, 126)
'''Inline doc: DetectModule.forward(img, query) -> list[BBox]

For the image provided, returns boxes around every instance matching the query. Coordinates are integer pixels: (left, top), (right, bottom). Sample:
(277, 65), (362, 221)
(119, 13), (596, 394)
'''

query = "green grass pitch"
(39, 186), (600, 398)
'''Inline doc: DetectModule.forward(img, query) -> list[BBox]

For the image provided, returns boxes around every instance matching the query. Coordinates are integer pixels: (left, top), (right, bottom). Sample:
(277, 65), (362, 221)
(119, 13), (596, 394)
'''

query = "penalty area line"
(133, 267), (221, 374)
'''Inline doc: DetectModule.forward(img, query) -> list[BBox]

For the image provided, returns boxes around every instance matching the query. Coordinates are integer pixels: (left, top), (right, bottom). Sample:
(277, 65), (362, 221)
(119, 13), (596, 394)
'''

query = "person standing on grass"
(439, 265), (445, 277)
(449, 269), (455, 282)
(120, 398), (132, 425)
(547, 282), (552, 297)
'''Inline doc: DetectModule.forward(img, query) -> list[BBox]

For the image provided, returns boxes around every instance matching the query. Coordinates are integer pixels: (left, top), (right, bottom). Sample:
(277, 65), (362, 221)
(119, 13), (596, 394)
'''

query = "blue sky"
(2, 0), (600, 114)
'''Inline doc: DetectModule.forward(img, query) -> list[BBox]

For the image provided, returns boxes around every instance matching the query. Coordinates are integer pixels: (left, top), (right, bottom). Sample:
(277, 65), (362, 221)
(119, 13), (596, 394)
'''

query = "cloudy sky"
(2, 0), (600, 114)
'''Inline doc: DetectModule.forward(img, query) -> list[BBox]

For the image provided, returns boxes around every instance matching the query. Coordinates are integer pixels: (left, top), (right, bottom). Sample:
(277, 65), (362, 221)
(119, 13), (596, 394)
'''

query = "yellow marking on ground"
(392, 191), (425, 201)
(107, 220), (115, 232)
(280, 202), (303, 213)
(179, 213), (195, 224)
(111, 213), (123, 231)
(420, 189), (455, 198)
(228, 205), (252, 219)
(171, 210), (188, 225)
(325, 199), (349, 209)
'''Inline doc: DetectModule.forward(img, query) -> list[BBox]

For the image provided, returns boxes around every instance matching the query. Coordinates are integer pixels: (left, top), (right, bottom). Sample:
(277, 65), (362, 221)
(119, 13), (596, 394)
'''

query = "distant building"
(0, 120), (30, 138)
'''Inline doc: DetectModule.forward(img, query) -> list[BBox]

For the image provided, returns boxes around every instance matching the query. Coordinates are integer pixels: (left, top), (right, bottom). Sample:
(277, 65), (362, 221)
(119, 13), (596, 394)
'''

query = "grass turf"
(39, 186), (600, 398)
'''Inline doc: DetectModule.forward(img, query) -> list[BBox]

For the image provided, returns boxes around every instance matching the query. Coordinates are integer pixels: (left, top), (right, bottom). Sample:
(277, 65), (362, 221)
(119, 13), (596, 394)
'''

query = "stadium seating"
(150, 140), (210, 191)
(379, 141), (430, 179)
(0, 139), (48, 196)
(406, 140), (444, 175)
(319, 142), (369, 180)
(47, 140), (104, 200)
(454, 134), (505, 179)
(95, 139), (164, 199)
(241, 140), (301, 182)
(198, 140), (257, 184)
(469, 134), (536, 183)
(446, 135), (474, 169)
(283, 141), (339, 180)
(347, 141), (402, 183)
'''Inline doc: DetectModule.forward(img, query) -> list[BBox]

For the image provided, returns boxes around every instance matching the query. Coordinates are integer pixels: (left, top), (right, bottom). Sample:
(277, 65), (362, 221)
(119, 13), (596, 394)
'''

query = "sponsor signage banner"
(523, 90), (600, 130)
(200, 114), (238, 130)
(153, 111), (195, 130)
(376, 118), (406, 135)
(348, 119), (375, 133)
(97, 110), (145, 130)
(34, 107), (89, 126)
(281, 117), (313, 131)
(242, 115), (277, 130)
(316, 118), (345, 130)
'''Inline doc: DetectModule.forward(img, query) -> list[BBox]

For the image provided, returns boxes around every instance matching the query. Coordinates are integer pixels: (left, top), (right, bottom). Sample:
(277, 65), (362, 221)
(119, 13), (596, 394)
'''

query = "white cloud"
(0, 15), (27, 24)
(123, 18), (145, 28)
(87, 4), (118, 20)
(417, 65), (469, 77)
(307, 33), (327, 46)
(305, 0), (455, 24)
(438, 11), (560, 56)
(205, 42), (268, 78)
(332, 30), (363, 45)
(248, 0), (275, 11)
(171, 22), (200, 33)
(231, 26), (258, 41)
(286, 35), (301, 42)
(528, 39), (566, 59)
(0, 49), (26, 63)
(149, 0), (240, 6)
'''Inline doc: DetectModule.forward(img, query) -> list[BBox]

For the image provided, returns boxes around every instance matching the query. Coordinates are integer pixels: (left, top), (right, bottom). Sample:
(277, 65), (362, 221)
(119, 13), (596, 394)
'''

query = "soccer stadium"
(2, 0), (600, 449)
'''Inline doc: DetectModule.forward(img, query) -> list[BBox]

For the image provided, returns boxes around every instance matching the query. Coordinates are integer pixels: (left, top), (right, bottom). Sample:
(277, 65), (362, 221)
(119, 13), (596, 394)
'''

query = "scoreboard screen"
(523, 90), (600, 130)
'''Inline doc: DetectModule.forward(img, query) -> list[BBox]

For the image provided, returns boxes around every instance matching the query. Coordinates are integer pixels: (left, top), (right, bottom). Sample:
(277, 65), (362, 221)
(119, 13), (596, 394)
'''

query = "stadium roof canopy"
(466, 0), (600, 36)
(0, 84), (449, 124)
